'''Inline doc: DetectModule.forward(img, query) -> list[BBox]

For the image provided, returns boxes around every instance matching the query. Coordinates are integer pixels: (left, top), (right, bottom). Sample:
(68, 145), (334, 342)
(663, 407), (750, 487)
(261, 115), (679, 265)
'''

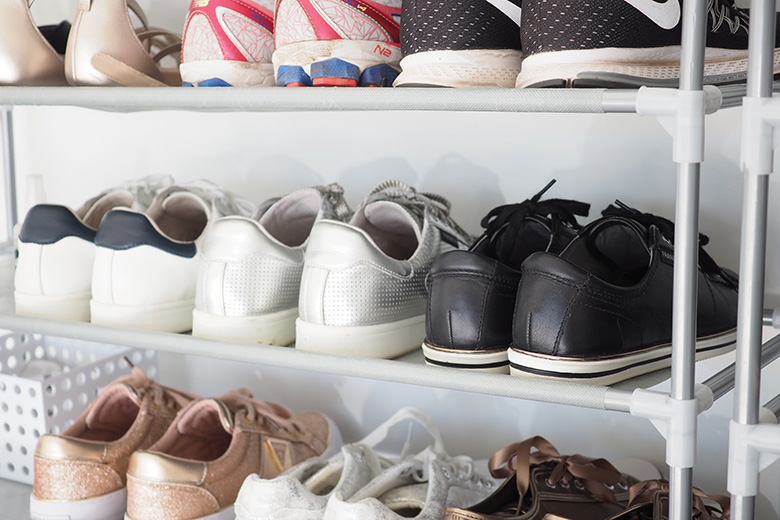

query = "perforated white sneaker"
(296, 180), (474, 359)
(192, 184), (351, 345)
(234, 407), (445, 520)
(90, 180), (253, 332)
(15, 176), (173, 322)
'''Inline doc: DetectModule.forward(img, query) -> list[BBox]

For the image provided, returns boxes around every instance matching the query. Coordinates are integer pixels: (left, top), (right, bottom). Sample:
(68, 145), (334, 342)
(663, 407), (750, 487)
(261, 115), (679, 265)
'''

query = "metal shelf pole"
(668, 0), (708, 517)
(730, 0), (777, 518)
(1, 107), (17, 244)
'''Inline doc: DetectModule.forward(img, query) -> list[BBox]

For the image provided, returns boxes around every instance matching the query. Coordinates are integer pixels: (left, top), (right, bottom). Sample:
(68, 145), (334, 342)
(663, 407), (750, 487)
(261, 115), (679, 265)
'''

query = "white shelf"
(0, 312), (673, 410)
(0, 84), (754, 113)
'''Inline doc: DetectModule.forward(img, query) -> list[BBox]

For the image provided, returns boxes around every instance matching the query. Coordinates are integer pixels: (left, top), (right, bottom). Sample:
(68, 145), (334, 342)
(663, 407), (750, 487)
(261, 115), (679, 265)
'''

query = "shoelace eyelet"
(545, 479), (557, 489)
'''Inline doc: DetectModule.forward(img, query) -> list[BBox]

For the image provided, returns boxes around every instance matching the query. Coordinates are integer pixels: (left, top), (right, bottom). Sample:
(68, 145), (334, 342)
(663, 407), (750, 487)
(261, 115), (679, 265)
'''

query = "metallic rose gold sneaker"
(0, 0), (70, 85)
(30, 367), (197, 520)
(124, 388), (342, 520)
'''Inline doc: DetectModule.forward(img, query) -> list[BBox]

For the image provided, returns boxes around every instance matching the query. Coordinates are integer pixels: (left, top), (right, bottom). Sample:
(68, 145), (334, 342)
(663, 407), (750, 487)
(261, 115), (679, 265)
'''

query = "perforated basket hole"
(131, 352), (143, 365)
(62, 399), (73, 412)
(1, 403), (7, 413)
(7, 356), (17, 369)
(20, 446), (27, 456)
(5, 443), (11, 452)
(45, 384), (55, 396)
(28, 388), (36, 398)
(90, 367), (101, 381)
(47, 346), (57, 358)
(77, 393), (88, 406)
(75, 373), (86, 386)
(3, 423), (9, 432)
(5, 336), (15, 350)
(47, 405), (57, 418)
(75, 350), (84, 363)
(148, 366), (157, 378)
(0, 382), (5, 392)
(19, 333), (29, 345)
(7, 463), (14, 473)
(104, 361), (115, 375)
(61, 378), (72, 392)
(13, 385), (20, 395)
(31, 409), (38, 419)
(17, 426), (25, 436)
(34, 346), (45, 359)
(15, 405), (22, 415)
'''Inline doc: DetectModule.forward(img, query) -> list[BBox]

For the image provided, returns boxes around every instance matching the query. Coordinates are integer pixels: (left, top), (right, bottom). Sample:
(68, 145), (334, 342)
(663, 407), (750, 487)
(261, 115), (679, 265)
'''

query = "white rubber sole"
(272, 40), (402, 74)
(192, 307), (298, 346)
(180, 60), (275, 87)
(90, 299), (194, 333)
(295, 315), (424, 359)
(14, 290), (92, 322)
(422, 341), (509, 374)
(516, 46), (780, 87)
(508, 328), (738, 385)
(30, 487), (127, 520)
(395, 49), (522, 88)
(125, 506), (234, 520)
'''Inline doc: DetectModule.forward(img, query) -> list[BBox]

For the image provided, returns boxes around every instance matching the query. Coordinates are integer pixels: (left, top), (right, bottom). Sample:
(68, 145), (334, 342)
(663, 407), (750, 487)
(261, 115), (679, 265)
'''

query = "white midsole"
(31, 488), (127, 520)
(508, 329), (737, 385)
(272, 40), (402, 75)
(192, 307), (298, 346)
(395, 49), (522, 88)
(126, 506), (234, 520)
(517, 46), (780, 86)
(180, 60), (275, 87)
(295, 315), (424, 359)
(15, 290), (92, 322)
(422, 341), (509, 373)
(90, 298), (194, 333)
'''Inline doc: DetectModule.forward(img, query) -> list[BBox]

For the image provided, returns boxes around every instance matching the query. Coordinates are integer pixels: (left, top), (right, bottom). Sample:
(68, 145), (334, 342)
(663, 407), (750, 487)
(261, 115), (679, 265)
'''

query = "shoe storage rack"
(1, 1), (780, 519)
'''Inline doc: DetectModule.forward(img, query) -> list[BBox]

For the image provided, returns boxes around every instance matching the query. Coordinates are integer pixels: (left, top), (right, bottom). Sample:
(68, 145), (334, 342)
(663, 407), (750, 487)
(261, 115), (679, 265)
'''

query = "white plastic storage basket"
(0, 330), (157, 484)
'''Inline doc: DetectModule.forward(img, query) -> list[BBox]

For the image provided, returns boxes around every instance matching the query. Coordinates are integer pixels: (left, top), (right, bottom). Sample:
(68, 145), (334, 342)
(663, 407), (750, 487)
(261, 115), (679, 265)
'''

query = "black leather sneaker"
(509, 202), (739, 385)
(423, 181), (589, 373)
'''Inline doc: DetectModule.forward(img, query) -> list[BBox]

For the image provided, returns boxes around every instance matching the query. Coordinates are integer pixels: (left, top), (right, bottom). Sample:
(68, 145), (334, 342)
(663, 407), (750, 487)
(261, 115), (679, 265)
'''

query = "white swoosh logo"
(624, 0), (680, 29)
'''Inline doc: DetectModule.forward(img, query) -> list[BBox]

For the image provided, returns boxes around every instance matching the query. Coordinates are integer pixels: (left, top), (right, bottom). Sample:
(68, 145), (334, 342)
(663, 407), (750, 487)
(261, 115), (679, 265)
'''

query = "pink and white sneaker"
(272, 0), (402, 87)
(180, 0), (275, 87)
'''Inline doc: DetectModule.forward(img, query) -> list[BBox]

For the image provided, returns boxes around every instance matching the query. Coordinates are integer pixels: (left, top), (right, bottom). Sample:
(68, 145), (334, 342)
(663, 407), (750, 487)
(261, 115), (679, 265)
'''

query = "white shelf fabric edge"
(0, 313), (669, 410)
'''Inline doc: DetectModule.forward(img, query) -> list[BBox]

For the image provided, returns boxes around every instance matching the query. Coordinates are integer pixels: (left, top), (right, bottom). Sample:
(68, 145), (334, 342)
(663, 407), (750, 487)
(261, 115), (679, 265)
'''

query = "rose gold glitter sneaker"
(124, 388), (342, 520)
(30, 367), (198, 520)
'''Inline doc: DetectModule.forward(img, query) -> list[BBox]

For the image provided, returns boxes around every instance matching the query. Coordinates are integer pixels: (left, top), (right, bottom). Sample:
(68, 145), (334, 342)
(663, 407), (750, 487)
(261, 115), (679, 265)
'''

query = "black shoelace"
(602, 201), (738, 290)
(480, 180), (590, 251)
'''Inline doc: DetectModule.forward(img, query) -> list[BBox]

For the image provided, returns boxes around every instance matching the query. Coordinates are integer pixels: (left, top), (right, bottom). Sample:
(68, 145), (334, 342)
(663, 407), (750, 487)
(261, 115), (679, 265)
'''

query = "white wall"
(2, 0), (780, 516)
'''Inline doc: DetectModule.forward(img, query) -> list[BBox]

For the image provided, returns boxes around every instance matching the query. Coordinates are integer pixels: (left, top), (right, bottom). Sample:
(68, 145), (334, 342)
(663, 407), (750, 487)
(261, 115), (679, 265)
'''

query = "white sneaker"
(323, 451), (496, 520)
(192, 184), (351, 345)
(296, 180), (474, 359)
(14, 176), (173, 321)
(90, 180), (253, 332)
(234, 407), (445, 520)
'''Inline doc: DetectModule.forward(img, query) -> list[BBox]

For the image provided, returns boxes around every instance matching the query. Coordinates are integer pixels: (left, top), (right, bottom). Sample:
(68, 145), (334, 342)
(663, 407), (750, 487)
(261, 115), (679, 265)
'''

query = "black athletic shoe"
(509, 202), (739, 385)
(395, 0), (523, 87)
(516, 0), (780, 88)
(422, 181), (590, 372)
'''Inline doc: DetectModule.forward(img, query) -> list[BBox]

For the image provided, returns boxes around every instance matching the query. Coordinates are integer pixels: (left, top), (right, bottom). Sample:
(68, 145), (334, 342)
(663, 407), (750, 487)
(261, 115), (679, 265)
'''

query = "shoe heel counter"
(93, 210), (199, 306)
(33, 456), (123, 501)
(299, 221), (391, 325)
(426, 252), (517, 350)
(514, 255), (626, 357)
(126, 473), (219, 520)
(15, 238), (96, 297)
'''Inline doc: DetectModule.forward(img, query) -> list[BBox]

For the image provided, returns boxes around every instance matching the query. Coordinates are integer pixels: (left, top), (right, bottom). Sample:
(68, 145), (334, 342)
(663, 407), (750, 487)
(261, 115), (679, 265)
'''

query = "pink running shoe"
(181, 0), (275, 87)
(272, 0), (402, 87)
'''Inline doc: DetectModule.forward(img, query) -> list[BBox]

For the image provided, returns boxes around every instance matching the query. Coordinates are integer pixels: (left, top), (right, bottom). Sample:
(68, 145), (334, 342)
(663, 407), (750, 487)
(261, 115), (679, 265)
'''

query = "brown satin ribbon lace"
(628, 480), (730, 520)
(488, 436), (624, 515)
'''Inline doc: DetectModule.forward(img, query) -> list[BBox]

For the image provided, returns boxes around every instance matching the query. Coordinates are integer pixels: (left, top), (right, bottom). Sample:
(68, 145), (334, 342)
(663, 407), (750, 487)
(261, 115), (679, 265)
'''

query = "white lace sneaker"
(192, 184), (351, 345)
(234, 407), (445, 520)
(323, 451), (496, 520)
(14, 176), (173, 321)
(90, 180), (253, 332)
(296, 180), (474, 359)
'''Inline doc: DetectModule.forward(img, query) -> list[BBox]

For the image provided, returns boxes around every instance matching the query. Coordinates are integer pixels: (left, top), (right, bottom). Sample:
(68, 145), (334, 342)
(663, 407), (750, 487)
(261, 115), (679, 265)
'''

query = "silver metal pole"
(1, 107), (17, 244)
(763, 308), (777, 328)
(669, 0), (708, 515)
(731, 0), (777, 518)
(764, 393), (780, 420)
(704, 334), (780, 402)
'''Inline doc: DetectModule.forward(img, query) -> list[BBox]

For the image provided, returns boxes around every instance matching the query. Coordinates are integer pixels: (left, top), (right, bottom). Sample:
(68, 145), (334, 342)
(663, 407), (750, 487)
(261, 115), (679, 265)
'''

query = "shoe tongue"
(476, 217), (554, 269)
(84, 382), (141, 434)
(178, 399), (234, 436)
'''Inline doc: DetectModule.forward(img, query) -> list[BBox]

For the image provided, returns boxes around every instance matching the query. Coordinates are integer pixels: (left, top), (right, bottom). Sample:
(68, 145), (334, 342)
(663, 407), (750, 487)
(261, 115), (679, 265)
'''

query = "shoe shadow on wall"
(337, 153), (504, 235)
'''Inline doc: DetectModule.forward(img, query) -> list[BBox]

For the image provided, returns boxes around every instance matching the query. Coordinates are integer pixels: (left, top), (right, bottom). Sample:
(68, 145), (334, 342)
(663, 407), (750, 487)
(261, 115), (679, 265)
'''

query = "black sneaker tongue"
(38, 21), (71, 55)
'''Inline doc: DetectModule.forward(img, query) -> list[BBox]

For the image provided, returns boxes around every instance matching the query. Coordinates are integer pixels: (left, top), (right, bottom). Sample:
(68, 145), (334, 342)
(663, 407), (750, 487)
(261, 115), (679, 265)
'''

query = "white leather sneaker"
(233, 407), (445, 520)
(14, 176), (173, 321)
(192, 184), (351, 345)
(90, 181), (253, 332)
(296, 180), (474, 359)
